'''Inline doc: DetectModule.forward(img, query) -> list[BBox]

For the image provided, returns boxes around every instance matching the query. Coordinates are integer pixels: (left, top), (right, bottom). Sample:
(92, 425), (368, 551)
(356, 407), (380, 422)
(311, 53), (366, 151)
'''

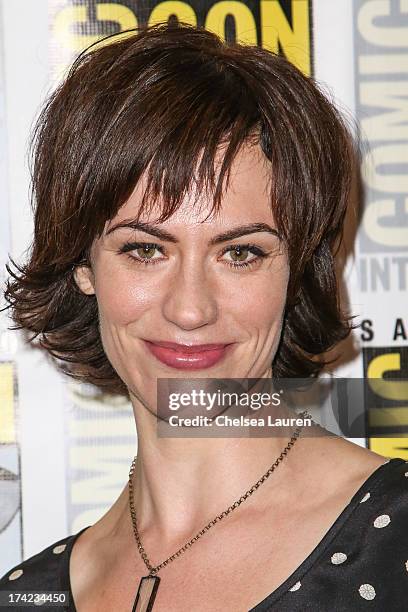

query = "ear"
(73, 264), (96, 295)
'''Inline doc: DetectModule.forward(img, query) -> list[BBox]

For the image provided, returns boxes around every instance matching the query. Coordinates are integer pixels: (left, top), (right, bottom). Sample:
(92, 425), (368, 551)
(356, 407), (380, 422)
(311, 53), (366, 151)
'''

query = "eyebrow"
(105, 221), (282, 244)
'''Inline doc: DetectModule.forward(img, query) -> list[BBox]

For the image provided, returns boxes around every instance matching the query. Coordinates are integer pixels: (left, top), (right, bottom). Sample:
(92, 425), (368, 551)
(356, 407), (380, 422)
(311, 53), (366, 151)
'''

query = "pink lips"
(143, 340), (233, 370)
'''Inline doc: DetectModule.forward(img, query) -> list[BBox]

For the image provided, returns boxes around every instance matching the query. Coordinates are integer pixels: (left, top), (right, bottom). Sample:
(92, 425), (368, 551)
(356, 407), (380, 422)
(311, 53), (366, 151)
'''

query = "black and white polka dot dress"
(1, 457), (407, 611)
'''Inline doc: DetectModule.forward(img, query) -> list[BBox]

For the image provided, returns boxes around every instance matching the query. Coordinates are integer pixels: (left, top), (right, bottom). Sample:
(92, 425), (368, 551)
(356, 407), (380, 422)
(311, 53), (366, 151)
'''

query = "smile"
(143, 340), (234, 370)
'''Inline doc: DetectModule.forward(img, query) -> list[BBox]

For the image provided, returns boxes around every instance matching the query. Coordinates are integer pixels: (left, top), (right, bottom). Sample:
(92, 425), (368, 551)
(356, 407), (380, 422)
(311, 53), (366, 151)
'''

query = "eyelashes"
(119, 242), (164, 263)
(117, 241), (271, 270)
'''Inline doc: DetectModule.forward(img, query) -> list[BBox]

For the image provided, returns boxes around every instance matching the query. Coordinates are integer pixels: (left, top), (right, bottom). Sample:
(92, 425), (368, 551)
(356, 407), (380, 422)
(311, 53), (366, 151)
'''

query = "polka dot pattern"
(373, 514), (391, 528)
(289, 581), (301, 592)
(360, 492), (370, 503)
(33, 597), (45, 606)
(52, 544), (67, 554)
(1, 459), (407, 610)
(359, 583), (376, 600)
(331, 552), (347, 565)
(8, 569), (23, 580)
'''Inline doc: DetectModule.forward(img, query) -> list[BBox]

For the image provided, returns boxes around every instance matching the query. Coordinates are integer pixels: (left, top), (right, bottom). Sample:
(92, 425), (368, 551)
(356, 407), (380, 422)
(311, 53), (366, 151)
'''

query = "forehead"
(104, 141), (275, 235)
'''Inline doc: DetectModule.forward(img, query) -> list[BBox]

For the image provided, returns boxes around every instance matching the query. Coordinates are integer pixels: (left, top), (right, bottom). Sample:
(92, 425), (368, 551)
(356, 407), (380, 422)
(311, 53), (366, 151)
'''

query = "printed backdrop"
(0, 0), (407, 571)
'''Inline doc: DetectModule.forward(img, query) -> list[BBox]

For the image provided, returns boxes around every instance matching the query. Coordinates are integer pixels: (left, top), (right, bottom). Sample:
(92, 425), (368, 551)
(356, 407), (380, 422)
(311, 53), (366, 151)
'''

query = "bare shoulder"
(328, 434), (388, 472)
(293, 427), (389, 504)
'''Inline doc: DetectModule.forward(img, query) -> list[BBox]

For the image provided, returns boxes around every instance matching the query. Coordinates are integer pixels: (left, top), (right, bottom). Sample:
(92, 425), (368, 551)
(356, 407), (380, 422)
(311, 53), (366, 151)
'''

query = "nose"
(162, 258), (218, 331)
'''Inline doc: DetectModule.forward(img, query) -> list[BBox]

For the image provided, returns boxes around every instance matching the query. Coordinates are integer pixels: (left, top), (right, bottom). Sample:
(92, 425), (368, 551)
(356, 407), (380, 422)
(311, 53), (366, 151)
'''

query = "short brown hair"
(4, 22), (356, 396)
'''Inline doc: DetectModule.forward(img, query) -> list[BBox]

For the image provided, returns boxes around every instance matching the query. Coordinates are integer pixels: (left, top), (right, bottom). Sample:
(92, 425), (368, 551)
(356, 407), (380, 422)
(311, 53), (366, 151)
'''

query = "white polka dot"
(359, 583), (376, 600)
(8, 569), (23, 580)
(373, 514), (391, 528)
(53, 544), (67, 554)
(33, 598), (45, 606)
(404, 472), (408, 477)
(405, 560), (408, 572)
(331, 552), (347, 565)
(289, 581), (301, 591)
(360, 492), (370, 503)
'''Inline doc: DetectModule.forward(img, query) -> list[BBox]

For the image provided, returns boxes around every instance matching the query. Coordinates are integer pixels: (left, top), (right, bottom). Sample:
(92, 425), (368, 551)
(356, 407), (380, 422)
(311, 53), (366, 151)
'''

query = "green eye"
(136, 245), (157, 259)
(119, 241), (165, 265)
(119, 241), (269, 270)
(220, 244), (269, 269)
(228, 246), (251, 262)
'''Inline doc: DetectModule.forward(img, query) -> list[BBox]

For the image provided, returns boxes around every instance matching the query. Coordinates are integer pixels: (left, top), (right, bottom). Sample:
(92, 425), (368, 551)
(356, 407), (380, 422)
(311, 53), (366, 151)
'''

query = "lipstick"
(143, 340), (233, 370)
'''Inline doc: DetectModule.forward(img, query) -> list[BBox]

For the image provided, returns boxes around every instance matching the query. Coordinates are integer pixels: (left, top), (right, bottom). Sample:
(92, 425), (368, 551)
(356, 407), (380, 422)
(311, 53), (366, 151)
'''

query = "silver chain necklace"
(129, 409), (310, 612)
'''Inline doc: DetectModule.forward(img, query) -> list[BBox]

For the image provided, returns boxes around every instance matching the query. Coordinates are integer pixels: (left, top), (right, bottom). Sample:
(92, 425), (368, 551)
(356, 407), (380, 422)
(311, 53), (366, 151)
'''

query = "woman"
(1, 22), (407, 612)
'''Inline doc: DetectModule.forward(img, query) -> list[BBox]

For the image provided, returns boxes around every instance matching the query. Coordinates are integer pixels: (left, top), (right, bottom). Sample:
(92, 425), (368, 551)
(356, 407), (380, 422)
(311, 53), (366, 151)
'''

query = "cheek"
(233, 266), (289, 331)
(246, 287), (287, 330)
(93, 263), (161, 325)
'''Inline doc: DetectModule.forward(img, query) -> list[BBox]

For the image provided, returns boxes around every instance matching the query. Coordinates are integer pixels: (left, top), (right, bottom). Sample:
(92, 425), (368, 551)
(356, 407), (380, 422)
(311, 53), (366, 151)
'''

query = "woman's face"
(75, 142), (290, 408)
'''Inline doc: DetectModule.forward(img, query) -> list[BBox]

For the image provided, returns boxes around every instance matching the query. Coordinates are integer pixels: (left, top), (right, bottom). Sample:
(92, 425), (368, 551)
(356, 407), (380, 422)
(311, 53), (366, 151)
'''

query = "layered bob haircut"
(4, 23), (356, 395)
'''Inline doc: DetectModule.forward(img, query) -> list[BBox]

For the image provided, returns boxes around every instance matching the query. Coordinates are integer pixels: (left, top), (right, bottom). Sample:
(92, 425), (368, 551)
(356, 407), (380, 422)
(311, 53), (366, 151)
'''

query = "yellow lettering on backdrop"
(205, 1), (257, 45)
(0, 363), (15, 444)
(54, 4), (137, 53)
(260, 0), (310, 75)
(367, 352), (408, 456)
(367, 353), (408, 401)
(369, 437), (408, 459)
(149, 1), (197, 26)
(369, 407), (408, 428)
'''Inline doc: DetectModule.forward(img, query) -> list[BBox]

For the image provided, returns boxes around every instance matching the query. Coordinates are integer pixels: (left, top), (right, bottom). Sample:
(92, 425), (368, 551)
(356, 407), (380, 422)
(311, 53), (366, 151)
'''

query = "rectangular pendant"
(132, 575), (161, 612)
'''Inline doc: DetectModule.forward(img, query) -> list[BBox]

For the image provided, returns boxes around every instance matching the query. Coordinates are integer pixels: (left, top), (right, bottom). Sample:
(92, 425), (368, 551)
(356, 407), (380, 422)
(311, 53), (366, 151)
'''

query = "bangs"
(86, 47), (263, 232)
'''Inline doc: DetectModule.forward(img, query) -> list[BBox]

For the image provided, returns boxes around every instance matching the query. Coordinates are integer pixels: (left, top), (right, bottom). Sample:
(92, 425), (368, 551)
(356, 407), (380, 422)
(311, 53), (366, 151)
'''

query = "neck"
(126, 394), (308, 544)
